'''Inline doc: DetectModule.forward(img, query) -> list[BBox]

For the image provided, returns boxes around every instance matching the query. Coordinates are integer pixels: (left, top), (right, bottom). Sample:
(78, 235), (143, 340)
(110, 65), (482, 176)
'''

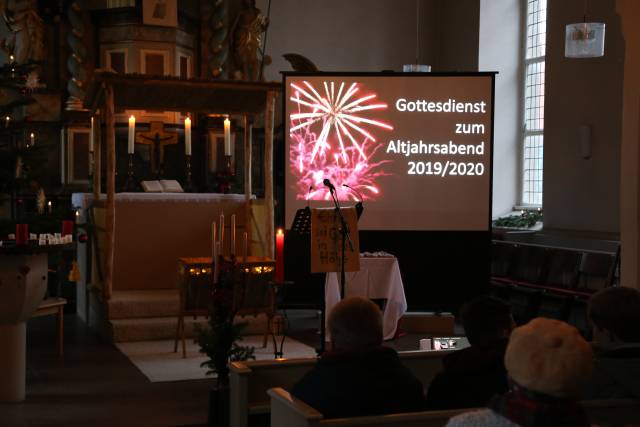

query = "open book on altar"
(140, 180), (184, 193)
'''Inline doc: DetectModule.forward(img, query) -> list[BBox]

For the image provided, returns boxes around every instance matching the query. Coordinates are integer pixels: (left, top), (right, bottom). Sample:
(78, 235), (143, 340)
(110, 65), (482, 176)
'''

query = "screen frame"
(281, 71), (497, 233)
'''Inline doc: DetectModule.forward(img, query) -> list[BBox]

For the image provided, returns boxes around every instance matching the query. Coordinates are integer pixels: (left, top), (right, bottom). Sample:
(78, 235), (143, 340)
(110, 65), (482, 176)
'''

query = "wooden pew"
(229, 350), (451, 427)
(268, 387), (467, 427)
(269, 388), (640, 427)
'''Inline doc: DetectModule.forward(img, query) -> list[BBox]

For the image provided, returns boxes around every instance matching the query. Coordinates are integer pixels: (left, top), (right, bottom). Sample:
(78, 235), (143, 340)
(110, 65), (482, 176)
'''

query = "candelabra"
(123, 153), (137, 192)
(216, 155), (235, 193)
(184, 155), (194, 192)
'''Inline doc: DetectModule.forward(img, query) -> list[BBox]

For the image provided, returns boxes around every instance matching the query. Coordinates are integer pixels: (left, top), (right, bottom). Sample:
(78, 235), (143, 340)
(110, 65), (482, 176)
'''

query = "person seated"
(426, 296), (515, 409)
(583, 286), (640, 399)
(446, 318), (593, 427)
(290, 296), (427, 418)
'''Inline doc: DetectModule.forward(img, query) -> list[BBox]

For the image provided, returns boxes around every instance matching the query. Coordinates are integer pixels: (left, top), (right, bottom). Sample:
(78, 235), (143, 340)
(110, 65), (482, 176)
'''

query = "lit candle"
(276, 228), (285, 282)
(243, 231), (248, 262)
(75, 210), (80, 223)
(224, 117), (231, 156)
(230, 214), (236, 256)
(128, 115), (135, 154)
(89, 117), (94, 152)
(4, 116), (9, 128)
(30, 132), (35, 146)
(9, 54), (14, 63)
(184, 117), (192, 156)
(47, 201), (52, 214)
(219, 212), (224, 256)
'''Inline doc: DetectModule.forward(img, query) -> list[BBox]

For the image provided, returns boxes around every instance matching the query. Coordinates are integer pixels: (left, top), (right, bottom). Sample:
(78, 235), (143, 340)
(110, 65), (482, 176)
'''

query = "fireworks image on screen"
(289, 81), (393, 201)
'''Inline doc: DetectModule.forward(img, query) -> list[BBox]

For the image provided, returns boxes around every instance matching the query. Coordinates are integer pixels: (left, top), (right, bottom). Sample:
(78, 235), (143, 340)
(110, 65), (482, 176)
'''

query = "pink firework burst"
(289, 80), (393, 201)
(289, 81), (393, 162)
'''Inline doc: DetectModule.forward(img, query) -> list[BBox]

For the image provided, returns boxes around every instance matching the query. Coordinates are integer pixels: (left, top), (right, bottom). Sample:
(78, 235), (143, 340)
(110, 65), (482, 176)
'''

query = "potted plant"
(196, 258), (255, 427)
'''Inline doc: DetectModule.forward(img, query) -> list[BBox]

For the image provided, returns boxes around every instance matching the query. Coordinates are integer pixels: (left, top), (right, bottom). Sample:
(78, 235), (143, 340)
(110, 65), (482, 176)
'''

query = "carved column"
(66, 1), (88, 111)
(209, 0), (228, 78)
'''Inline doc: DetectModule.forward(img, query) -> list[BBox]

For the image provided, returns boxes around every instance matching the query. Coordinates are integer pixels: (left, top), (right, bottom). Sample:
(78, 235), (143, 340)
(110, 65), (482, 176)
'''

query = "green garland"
(493, 210), (543, 228)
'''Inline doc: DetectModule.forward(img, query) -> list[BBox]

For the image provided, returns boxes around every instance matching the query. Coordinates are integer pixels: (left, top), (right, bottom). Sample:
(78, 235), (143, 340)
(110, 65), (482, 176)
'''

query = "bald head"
(328, 296), (383, 351)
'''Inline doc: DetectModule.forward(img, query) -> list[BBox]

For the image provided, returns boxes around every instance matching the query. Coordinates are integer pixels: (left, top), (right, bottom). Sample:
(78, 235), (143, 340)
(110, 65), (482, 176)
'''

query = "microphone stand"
(328, 186), (354, 299)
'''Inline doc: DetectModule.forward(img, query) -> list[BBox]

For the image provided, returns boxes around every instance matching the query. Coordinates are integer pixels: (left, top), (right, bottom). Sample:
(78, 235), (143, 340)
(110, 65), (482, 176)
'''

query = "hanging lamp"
(565, 0), (605, 58)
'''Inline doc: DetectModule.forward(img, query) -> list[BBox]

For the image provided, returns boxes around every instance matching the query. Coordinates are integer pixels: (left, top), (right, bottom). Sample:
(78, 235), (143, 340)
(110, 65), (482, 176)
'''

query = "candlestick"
(219, 212), (224, 255)
(184, 117), (192, 156)
(128, 115), (135, 154)
(184, 155), (193, 192)
(211, 221), (217, 260)
(224, 117), (231, 156)
(243, 231), (248, 262)
(213, 240), (219, 284)
(89, 117), (94, 152)
(230, 214), (236, 255)
(47, 201), (52, 214)
(124, 153), (136, 191)
(29, 132), (35, 146)
(75, 210), (80, 223)
(5, 116), (9, 128)
(276, 228), (285, 282)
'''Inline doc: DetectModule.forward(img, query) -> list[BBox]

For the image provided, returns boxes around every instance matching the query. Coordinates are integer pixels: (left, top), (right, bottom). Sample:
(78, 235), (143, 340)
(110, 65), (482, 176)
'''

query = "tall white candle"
(128, 115), (135, 154)
(230, 214), (236, 255)
(184, 117), (192, 156)
(224, 117), (231, 156)
(89, 117), (94, 152)
(29, 132), (35, 146)
(219, 212), (224, 255)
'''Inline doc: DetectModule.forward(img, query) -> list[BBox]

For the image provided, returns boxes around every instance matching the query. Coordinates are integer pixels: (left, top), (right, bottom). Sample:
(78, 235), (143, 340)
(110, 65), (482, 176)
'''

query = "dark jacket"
(426, 339), (509, 410)
(583, 343), (640, 399)
(290, 346), (427, 418)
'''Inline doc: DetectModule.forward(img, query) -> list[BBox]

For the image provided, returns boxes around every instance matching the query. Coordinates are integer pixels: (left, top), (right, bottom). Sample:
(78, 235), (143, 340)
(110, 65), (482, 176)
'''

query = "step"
(108, 290), (180, 320)
(109, 313), (270, 343)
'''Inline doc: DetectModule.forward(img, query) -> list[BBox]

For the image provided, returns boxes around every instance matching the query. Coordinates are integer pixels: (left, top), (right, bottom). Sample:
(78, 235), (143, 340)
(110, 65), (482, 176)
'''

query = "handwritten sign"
(311, 207), (360, 273)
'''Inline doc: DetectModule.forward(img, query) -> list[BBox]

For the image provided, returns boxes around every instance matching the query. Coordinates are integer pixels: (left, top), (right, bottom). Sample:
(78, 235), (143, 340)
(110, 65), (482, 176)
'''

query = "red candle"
(62, 220), (74, 237)
(275, 228), (284, 282)
(15, 224), (28, 245)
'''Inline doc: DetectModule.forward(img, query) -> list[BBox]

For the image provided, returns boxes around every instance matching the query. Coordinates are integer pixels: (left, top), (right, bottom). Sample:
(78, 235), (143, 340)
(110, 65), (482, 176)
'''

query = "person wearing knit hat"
(446, 318), (593, 427)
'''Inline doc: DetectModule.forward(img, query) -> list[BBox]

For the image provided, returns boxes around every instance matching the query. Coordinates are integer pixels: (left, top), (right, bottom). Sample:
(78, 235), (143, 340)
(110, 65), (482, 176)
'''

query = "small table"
(325, 256), (407, 340)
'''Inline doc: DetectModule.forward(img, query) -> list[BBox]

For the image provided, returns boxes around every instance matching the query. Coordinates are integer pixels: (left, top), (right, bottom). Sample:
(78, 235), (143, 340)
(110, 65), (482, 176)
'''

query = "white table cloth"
(325, 256), (407, 340)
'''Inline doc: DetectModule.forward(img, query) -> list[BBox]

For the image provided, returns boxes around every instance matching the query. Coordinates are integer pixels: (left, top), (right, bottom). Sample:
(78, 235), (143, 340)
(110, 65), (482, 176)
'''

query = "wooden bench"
(31, 297), (67, 357)
(229, 349), (451, 427)
(269, 388), (640, 427)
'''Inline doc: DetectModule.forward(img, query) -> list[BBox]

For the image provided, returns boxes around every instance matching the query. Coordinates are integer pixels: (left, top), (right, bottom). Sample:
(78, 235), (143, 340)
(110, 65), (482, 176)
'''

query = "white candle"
(128, 115), (135, 154)
(47, 201), (52, 214)
(4, 116), (9, 128)
(243, 231), (248, 262)
(89, 117), (94, 152)
(29, 132), (35, 146)
(224, 117), (231, 156)
(230, 214), (236, 255)
(184, 117), (192, 156)
(75, 210), (80, 223)
(211, 221), (216, 260)
(219, 212), (224, 255)
(9, 55), (14, 63)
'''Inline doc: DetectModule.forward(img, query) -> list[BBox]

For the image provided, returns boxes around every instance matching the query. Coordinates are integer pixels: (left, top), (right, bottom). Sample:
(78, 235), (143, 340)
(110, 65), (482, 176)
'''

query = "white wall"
(259, 0), (424, 81)
(543, 0), (623, 233)
(479, 0), (523, 218)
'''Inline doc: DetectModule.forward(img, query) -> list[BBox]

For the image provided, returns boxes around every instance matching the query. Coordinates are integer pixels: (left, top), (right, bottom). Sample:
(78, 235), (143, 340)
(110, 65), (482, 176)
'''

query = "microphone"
(342, 184), (363, 201)
(323, 178), (335, 192)
(343, 184), (364, 219)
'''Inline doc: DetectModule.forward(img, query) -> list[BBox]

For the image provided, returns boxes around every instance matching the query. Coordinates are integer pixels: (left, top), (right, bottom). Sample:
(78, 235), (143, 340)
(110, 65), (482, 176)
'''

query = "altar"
(72, 192), (248, 293)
